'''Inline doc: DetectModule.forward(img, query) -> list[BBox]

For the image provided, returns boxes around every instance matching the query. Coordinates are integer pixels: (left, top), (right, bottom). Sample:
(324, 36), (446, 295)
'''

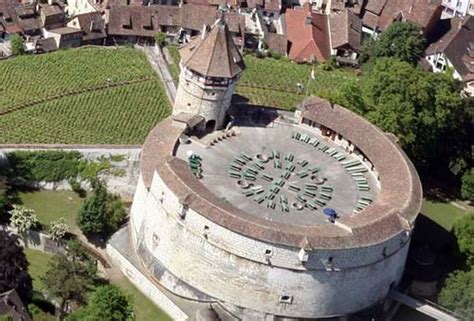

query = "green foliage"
(370, 22), (425, 64)
(7, 151), (83, 182)
(453, 214), (474, 265)
(0, 178), (6, 219)
(361, 58), (466, 165)
(10, 34), (25, 56)
(154, 32), (167, 48)
(0, 230), (32, 301)
(461, 169), (474, 201)
(438, 269), (474, 319)
(67, 285), (134, 321)
(9, 205), (38, 234)
(41, 253), (94, 320)
(77, 182), (126, 236)
(0, 48), (154, 113)
(48, 217), (69, 241)
(0, 47), (171, 144)
(269, 51), (282, 60)
(0, 80), (171, 144)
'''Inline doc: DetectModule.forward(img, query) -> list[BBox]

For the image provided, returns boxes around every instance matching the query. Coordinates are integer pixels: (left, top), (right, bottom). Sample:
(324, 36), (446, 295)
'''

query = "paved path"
(137, 44), (177, 104)
(389, 289), (462, 321)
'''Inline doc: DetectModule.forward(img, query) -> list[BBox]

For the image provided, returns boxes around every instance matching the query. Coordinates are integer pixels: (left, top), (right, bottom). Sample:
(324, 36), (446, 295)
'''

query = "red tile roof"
(285, 4), (330, 62)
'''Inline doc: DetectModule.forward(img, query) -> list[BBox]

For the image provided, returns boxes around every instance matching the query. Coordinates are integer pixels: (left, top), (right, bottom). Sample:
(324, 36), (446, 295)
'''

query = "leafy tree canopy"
(370, 22), (426, 64)
(41, 253), (95, 320)
(77, 181), (126, 236)
(438, 269), (474, 320)
(461, 168), (474, 201)
(67, 285), (134, 321)
(453, 214), (474, 265)
(10, 34), (25, 56)
(9, 205), (38, 234)
(361, 58), (466, 167)
(0, 230), (32, 301)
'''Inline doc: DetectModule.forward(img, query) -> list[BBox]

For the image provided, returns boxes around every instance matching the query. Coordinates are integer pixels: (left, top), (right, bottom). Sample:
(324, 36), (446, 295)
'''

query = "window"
(279, 295), (293, 304)
(265, 249), (273, 257)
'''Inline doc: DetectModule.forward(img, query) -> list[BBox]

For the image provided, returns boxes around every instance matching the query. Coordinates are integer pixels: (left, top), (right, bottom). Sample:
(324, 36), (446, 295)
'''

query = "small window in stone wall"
(265, 249), (273, 258)
(383, 247), (388, 257)
(203, 225), (209, 239)
(279, 295), (293, 304)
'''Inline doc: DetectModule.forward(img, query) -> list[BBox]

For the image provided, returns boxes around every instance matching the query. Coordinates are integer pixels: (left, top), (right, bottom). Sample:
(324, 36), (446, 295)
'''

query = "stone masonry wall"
(0, 146), (141, 201)
(130, 171), (411, 319)
(173, 71), (236, 130)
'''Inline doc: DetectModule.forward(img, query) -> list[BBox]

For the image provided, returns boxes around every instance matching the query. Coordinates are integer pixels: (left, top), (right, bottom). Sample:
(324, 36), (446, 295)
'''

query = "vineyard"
(0, 80), (170, 144)
(0, 47), (171, 144)
(164, 49), (359, 110)
(238, 56), (360, 110)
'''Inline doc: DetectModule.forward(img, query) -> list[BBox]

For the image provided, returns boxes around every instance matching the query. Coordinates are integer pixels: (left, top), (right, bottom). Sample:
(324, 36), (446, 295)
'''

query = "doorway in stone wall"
(205, 119), (216, 132)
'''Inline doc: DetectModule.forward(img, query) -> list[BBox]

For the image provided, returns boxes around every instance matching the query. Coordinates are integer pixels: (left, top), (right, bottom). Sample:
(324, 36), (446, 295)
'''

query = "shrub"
(9, 205), (38, 234)
(7, 151), (82, 182)
(461, 168), (474, 202)
(270, 51), (282, 60)
(154, 32), (167, 48)
(77, 181), (126, 237)
(48, 218), (69, 242)
(10, 34), (25, 56)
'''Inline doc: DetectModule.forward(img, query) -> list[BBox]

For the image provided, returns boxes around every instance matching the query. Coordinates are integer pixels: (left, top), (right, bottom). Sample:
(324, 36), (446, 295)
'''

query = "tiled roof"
(329, 9), (361, 51)
(286, 4), (330, 62)
(263, 32), (287, 55)
(179, 17), (245, 78)
(108, 4), (243, 37)
(74, 12), (106, 41)
(361, 0), (442, 33)
(140, 97), (422, 249)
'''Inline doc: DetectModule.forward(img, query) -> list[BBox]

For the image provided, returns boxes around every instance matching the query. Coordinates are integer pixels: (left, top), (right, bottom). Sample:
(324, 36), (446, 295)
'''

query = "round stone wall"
(173, 73), (236, 130)
(130, 174), (411, 319)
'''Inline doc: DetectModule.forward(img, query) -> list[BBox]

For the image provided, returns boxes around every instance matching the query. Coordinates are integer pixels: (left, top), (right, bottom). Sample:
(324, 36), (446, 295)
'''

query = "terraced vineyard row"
(0, 80), (171, 144)
(0, 47), (156, 113)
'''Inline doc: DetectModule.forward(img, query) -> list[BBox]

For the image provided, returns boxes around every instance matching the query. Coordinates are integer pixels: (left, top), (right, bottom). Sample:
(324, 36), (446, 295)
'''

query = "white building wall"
(130, 169), (412, 319)
(65, 0), (97, 17)
(442, 0), (470, 17)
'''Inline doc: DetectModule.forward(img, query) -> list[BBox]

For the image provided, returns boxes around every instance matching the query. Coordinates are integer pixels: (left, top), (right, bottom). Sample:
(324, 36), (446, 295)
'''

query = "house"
(285, 3), (330, 62)
(35, 36), (58, 52)
(43, 26), (83, 48)
(0, 1), (41, 38)
(425, 16), (474, 96)
(107, 4), (245, 44)
(441, 0), (471, 17)
(39, 3), (65, 30)
(329, 9), (361, 63)
(0, 289), (31, 321)
(360, 0), (443, 37)
(65, 0), (98, 17)
(67, 11), (106, 44)
(14, 4), (41, 36)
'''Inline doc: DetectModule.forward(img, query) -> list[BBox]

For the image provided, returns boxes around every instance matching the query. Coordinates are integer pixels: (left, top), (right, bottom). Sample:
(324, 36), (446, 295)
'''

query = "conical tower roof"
(179, 17), (245, 79)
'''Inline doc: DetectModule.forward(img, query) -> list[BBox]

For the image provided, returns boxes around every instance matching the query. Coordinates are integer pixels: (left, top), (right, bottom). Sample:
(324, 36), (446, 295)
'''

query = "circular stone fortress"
(128, 15), (422, 321)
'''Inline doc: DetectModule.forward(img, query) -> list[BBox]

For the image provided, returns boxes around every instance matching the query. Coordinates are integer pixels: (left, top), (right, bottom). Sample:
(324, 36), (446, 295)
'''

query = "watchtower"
(173, 14), (245, 132)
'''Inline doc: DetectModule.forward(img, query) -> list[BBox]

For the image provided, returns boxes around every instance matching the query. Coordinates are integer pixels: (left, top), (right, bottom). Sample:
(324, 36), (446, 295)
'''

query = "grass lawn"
(0, 47), (171, 144)
(421, 199), (472, 231)
(19, 190), (83, 232)
(112, 277), (171, 321)
(25, 248), (54, 291)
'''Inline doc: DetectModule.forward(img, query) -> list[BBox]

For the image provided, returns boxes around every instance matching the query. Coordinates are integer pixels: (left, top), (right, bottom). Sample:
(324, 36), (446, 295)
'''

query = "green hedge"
(6, 151), (112, 183)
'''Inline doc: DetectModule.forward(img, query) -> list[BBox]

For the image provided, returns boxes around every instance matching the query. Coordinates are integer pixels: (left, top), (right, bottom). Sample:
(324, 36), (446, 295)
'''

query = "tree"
(41, 254), (94, 320)
(48, 218), (69, 242)
(461, 168), (474, 201)
(361, 58), (466, 169)
(67, 285), (134, 321)
(154, 32), (166, 48)
(370, 22), (425, 64)
(0, 230), (32, 301)
(77, 182), (126, 236)
(9, 205), (38, 234)
(438, 269), (474, 320)
(453, 214), (474, 265)
(10, 34), (25, 56)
